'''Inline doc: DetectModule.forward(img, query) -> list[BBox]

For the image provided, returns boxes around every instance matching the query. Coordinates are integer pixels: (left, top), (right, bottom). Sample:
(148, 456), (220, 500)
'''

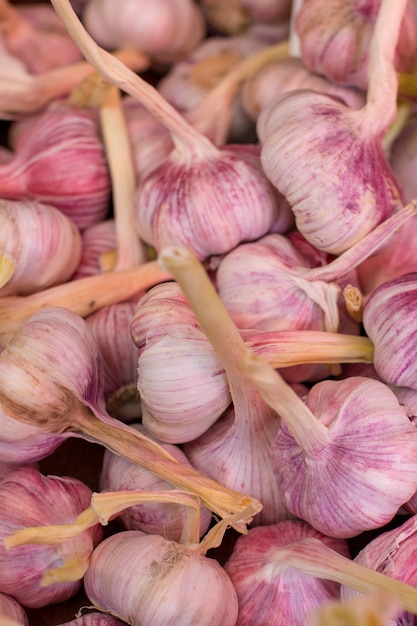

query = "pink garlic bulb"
(295, 0), (417, 90)
(131, 282), (231, 443)
(243, 352), (417, 537)
(0, 105), (111, 230)
(0, 1), (83, 74)
(83, 0), (206, 65)
(72, 219), (116, 279)
(241, 56), (366, 122)
(58, 614), (125, 625)
(84, 530), (239, 626)
(257, 0), (407, 254)
(341, 514), (417, 625)
(224, 519), (350, 625)
(0, 198), (82, 296)
(362, 272), (417, 389)
(86, 301), (141, 419)
(122, 97), (173, 181)
(0, 593), (28, 625)
(389, 116), (417, 204)
(100, 424), (212, 540)
(0, 467), (102, 608)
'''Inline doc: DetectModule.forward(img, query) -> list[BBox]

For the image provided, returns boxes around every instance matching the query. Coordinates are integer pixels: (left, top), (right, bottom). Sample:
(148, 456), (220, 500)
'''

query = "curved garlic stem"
(243, 352), (331, 456)
(275, 538), (417, 616)
(0, 252), (15, 289)
(186, 39), (288, 145)
(303, 200), (417, 282)
(0, 261), (171, 348)
(99, 86), (146, 269)
(50, 0), (218, 159)
(246, 330), (374, 367)
(365, 0), (408, 133)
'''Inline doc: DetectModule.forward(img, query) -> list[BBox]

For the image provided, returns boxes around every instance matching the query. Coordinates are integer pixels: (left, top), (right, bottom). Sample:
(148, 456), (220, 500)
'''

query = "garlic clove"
(0, 592), (28, 626)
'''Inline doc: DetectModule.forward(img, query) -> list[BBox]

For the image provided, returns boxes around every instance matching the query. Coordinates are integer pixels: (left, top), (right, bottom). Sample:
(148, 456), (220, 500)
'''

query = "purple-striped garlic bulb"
(58, 614), (125, 626)
(0, 198), (82, 296)
(0, 0), (83, 73)
(224, 519), (350, 625)
(83, 0), (206, 65)
(241, 56), (366, 122)
(0, 305), (262, 526)
(0, 105), (111, 230)
(72, 219), (116, 279)
(0, 593), (28, 626)
(341, 514), (417, 625)
(362, 272), (417, 389)
(50, 0), (292, 261)
(295, 0), (417, 90)
(1, 467), (102, 608)
(130, 281), (231, 443)
(257, 0), (406, 254)
(100, 424), (212, 540)
(86, 301), (140, 420)
(84, 530), (239, 626)
(242, 350), (417, 538)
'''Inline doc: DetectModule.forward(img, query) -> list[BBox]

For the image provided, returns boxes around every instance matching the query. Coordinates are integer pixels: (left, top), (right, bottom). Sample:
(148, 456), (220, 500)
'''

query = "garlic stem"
(247, 330), (374, 367)
(186, 39), (289, 145)
(41, 554), (90, 586)
(50, 0), (219, 159)
(364, 0), (408, 133)
(274, 538), (417, 616)
(0, 251), (16, 290)
(303, 200), (417, 282)
(343, 285), (363, 323)
(243, 352), (331, 456)
(0, 261), (171, 348)
(99, 86), (146, 269)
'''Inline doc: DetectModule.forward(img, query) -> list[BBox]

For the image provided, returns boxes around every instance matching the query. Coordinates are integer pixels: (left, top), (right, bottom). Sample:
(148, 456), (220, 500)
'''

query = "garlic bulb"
(257, 0), (406, 254)
(362, 272), (417, 389)
(0, 467), (102, 608)
(72, 219), (116, 279)
(0, 198), (82, 296)
(0, 0), (83, 74)
(295, 0), (417, 90)
(100, 424), (212, 540)
(86, 301), (140, 420)
(84, 530), (239, 626)
(0, 593), (28, 626)
(58, 614), (125, 625)
(131, 282), (231, 443)
(0, 105), (111, 230)
(389, 115), (417, 204)
(224, 519), (350, 625)
(83, 0), (206, 65)
(200, 0), (292, 33)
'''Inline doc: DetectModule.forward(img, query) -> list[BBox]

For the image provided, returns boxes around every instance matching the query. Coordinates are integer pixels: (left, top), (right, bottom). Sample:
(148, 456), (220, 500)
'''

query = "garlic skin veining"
(295, 0), (417, 90)
(0, 198), (82, 296)
(224, 519), (350, 626)
(131, 282), (231, 443)
(84, 530), (239, 626)
(57, 613), (125, 625)
(0, 467), (102, 608)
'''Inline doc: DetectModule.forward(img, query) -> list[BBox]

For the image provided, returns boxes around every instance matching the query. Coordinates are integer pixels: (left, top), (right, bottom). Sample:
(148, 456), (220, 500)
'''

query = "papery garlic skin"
(0, 467), (102, 608)
(295, 0), (417, 90)
(272, 376), (417, 538)
(134, 144), (292, 260)
(58, 613), (125, 625)
(362, 273), (417, 389)
(0, 198), (82, 296)
(84, 530), (239, 626)
(100, 426), (212, 540)
(258, 91), (403, 254)
(0, 592), (28, 625)
(224, 519), (349, 626)
(131, 282), (231, 443)
(0, 106), (111, 230)
(83, 0), (206, 64)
